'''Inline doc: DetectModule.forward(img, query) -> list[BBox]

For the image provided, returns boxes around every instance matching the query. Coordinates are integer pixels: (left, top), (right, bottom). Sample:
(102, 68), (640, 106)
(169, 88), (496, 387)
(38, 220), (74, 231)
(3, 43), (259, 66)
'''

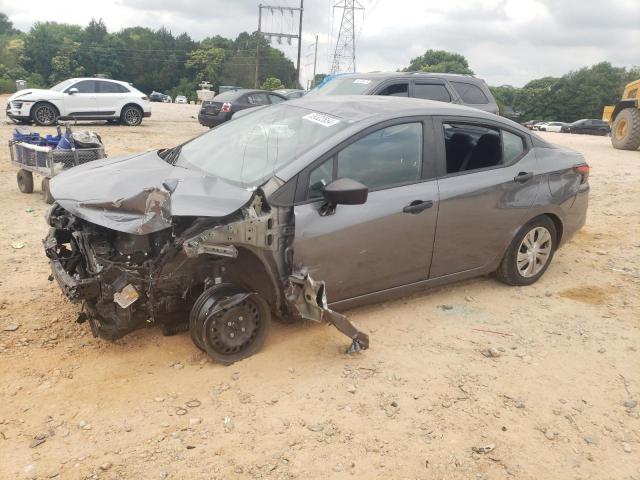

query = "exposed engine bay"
(43, 188), (369, 364)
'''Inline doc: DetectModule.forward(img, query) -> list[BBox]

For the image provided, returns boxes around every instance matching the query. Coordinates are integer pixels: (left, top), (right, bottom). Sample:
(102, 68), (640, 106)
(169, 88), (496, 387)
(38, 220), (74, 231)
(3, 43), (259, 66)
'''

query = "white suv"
(6, 78), (151, 126)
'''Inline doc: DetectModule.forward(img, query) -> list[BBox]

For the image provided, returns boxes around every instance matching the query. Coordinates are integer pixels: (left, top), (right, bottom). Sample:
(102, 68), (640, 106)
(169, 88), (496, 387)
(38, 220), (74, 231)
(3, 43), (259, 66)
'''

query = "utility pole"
(296, 0), (304, 88)
(311, 34), (318, 88)
(255, 5), (263, 88)
(255, 3), (304, 89)
(330, 0), (363, 74)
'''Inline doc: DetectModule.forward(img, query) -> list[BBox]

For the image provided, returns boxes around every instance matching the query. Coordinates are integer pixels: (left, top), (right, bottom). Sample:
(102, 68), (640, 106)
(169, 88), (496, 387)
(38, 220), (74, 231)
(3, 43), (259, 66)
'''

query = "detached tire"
(41, 177), (54, 204)
(611, 108), (640, 150)
(495, 216), (557, 286)
(120, 105), (143, 126)
(17, 169), (34, 193)
(31, 102), (59, 126)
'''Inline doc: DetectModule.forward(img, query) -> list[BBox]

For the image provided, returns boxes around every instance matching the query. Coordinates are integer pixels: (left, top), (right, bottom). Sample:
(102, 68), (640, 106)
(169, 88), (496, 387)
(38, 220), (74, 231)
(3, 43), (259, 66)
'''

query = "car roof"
(289, 94), (507, 123)
(68, 77), (129, 85)
(334, 72), (482, 83)
(214, 89), (286, 100)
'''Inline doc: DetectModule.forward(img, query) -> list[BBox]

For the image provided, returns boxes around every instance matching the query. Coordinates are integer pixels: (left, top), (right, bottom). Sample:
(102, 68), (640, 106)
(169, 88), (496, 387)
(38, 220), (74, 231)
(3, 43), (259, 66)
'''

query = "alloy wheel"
(35, 105), (56, 125)
(124, 107), (141, 126)
(516, 226), (552, 278)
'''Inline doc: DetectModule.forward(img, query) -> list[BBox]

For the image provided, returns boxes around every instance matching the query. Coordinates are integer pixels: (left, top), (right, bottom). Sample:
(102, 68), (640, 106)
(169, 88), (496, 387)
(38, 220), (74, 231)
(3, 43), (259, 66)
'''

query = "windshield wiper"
(161, 145), (182, 165)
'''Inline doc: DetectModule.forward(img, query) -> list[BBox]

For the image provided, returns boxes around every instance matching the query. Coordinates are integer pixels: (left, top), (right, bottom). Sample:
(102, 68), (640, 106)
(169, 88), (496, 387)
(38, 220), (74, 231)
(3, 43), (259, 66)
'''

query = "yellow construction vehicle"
(603, 79), (640, 150)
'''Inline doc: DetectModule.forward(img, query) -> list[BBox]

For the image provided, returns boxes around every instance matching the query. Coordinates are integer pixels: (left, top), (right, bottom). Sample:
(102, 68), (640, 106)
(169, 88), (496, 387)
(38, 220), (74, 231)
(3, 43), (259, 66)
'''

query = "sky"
(1, 0), (639, 87)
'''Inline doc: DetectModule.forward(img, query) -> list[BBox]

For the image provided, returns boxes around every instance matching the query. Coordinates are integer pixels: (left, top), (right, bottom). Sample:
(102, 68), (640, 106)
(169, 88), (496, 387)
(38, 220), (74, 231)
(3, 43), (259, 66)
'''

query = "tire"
(611, 108), (640, 150)
(31, 102), (59, 126)
(189, 283), (241, 352)
(41, 177), (54, 204)
(190, 284), (271, 365)
(120, 105), (143, 126)
(495, 216), (557, 286)
(17, 169), (34, 193)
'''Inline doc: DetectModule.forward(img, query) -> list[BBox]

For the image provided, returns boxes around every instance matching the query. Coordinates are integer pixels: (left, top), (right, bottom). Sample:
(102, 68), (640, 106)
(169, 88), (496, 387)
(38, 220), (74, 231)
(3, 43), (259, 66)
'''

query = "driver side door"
(63, 80), (99, 117)
(292, 119), (439, 303)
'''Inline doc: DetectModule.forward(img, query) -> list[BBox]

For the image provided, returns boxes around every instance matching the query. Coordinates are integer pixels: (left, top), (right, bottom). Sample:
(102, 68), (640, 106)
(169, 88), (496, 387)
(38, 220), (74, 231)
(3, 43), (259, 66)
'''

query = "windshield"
(173, 104), (349, 188)
(310, 77), (379, 96)
(50, 79), (76, 92)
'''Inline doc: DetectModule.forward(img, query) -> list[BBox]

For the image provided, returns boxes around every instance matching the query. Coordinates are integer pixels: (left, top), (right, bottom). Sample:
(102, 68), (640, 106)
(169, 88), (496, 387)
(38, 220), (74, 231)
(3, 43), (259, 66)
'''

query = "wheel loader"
(603, 79), (640, 150)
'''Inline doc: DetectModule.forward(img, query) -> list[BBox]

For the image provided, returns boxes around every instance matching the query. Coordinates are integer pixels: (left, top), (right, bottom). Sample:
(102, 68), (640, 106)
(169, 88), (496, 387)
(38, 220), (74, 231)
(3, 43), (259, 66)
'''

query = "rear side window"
(377, 83), (409, 97)
(246, 93), (269, 105)
(98, 81), (129, 93)
(450, 81), (489, 104)
(69, 80), (97, 93)
(268, 94), (285, 104)
(443, 123), (525, 174)
(413, 83), (451, 102)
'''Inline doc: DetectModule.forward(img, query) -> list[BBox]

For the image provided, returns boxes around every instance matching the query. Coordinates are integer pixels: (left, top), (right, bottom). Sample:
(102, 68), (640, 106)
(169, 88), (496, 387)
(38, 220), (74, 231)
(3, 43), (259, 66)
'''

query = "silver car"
(44, 96), (589, 364)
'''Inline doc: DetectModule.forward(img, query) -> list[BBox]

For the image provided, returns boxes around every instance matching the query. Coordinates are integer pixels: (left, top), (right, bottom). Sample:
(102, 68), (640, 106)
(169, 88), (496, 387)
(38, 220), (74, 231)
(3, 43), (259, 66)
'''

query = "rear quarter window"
(450, 81), (489, 104)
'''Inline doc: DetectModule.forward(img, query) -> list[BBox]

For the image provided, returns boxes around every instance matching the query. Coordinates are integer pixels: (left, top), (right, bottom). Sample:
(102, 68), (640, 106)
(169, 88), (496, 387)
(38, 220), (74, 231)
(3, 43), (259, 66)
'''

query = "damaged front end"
(44, 185), (368, 362)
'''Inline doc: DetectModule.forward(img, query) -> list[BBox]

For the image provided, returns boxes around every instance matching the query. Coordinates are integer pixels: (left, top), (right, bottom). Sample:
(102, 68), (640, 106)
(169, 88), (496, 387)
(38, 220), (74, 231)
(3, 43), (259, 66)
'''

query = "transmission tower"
(330, 0), (364, 74)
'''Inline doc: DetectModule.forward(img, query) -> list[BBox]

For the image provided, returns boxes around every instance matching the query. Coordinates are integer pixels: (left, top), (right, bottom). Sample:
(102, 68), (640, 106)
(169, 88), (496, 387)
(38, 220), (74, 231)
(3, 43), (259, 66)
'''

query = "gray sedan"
(44, 96), (589, 364)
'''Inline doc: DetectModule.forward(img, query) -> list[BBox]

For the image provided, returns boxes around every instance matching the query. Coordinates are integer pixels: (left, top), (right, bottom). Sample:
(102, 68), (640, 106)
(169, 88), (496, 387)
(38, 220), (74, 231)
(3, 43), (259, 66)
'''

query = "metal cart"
(9, 134), (106, 204)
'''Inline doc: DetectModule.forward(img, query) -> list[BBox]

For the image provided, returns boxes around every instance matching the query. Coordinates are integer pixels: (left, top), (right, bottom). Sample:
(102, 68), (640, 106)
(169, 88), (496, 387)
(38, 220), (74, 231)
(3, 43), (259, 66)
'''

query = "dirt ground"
(0, 98), (638, 480)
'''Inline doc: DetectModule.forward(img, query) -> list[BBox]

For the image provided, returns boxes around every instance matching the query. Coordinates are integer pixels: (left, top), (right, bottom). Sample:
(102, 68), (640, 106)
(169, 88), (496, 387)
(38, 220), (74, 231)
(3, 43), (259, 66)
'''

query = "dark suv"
(308, 72), (499, 115)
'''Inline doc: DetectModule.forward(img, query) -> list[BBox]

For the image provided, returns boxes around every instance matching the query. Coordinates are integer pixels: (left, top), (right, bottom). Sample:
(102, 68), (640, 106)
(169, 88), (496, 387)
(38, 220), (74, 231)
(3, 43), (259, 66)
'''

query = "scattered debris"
(481, 347), (501, 358)
(624, 399), (637, 409)
(472, 328), (513, 337)
(10, 241), (25, 249)
(2, 323), (20, 332)
(472, 444), (495, 454)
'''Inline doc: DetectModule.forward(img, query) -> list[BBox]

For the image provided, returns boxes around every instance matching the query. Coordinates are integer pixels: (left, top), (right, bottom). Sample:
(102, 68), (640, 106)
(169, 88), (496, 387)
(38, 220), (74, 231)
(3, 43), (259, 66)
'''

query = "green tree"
(186, 45), (226, 85)
(261, 76), (284, 90)
(404, 49), (474, 75)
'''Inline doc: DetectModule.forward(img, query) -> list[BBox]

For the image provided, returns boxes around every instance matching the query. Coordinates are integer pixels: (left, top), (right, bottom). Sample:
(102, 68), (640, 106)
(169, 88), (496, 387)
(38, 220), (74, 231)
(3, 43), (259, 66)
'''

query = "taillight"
(221, 102), (232, 113)
(141, 96), (149, 101)
(575, 164), (590, 184)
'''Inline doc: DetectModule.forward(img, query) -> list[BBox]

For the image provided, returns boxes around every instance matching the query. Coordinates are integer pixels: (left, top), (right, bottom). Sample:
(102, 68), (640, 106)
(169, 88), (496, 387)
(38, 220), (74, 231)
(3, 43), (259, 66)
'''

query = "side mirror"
(67, 87), (79, 95)
(323, 178), (368, 206)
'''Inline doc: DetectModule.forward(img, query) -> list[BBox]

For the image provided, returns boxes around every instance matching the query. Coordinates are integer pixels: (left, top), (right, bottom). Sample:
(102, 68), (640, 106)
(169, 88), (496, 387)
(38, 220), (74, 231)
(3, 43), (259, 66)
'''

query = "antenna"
(330, 0), (364, 74)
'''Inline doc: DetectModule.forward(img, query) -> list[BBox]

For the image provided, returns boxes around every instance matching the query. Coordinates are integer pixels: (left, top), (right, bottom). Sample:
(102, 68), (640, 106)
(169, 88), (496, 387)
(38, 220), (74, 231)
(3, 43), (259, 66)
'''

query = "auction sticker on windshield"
(303, 112), (341, 127)
(353, 79), (371, 84)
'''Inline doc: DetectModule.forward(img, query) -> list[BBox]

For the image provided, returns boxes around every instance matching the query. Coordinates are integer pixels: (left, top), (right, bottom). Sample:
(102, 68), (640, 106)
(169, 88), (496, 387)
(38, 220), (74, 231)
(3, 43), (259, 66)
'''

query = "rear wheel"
(611, 108), (640, 150)
(495, 216), (557, 286)
(41, 177), (54, 204)
(120, 105), (143, 126)
(17, 169), (34, 193)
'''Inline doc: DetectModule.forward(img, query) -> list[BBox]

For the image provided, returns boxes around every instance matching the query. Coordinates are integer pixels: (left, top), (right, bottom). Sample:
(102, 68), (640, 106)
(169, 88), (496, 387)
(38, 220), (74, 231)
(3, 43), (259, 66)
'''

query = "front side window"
(443, 123), (526, 174)
(308, 157), (333, 199)
(70, 80), (97, 93)
(336, 122), (422, 189)
(413, 83), (451, 102)
(377, 83), (409, 97)
(174, 105), (348, 188)
(450, 81), (489, 104)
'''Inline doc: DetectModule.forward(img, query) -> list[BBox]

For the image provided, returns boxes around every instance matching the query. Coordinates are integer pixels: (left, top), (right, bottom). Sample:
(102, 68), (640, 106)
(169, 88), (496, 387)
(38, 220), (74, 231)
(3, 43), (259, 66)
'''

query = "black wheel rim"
(204, 297), (263, 356)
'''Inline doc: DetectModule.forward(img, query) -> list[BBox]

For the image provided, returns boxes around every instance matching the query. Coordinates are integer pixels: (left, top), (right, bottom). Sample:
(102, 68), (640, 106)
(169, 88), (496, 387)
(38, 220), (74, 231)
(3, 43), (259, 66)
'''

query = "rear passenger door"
(429, 118), (542, 278)
(95, 80), (129, 116)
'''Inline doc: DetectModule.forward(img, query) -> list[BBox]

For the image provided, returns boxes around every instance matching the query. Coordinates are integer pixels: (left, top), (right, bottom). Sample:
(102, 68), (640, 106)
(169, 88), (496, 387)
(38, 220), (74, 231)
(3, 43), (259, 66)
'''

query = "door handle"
(514, 171), (533, 183)
(403, 200), (433, 214)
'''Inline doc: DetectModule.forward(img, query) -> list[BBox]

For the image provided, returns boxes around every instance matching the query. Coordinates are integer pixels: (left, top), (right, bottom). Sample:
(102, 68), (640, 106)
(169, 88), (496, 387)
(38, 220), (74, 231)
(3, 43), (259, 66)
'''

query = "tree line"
(0, 14), (297, 99)
(1, 13), (637, 119)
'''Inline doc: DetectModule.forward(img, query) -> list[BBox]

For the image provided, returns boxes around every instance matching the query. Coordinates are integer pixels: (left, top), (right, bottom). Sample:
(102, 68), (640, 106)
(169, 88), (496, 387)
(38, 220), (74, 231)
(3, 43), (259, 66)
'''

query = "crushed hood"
(50, 150), (254, 235)
(9, 89), (62, 101)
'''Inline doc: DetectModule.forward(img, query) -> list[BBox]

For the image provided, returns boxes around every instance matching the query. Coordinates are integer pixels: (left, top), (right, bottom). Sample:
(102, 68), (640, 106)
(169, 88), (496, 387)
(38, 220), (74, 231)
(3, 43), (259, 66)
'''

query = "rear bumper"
(198, 112), (229, 128)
